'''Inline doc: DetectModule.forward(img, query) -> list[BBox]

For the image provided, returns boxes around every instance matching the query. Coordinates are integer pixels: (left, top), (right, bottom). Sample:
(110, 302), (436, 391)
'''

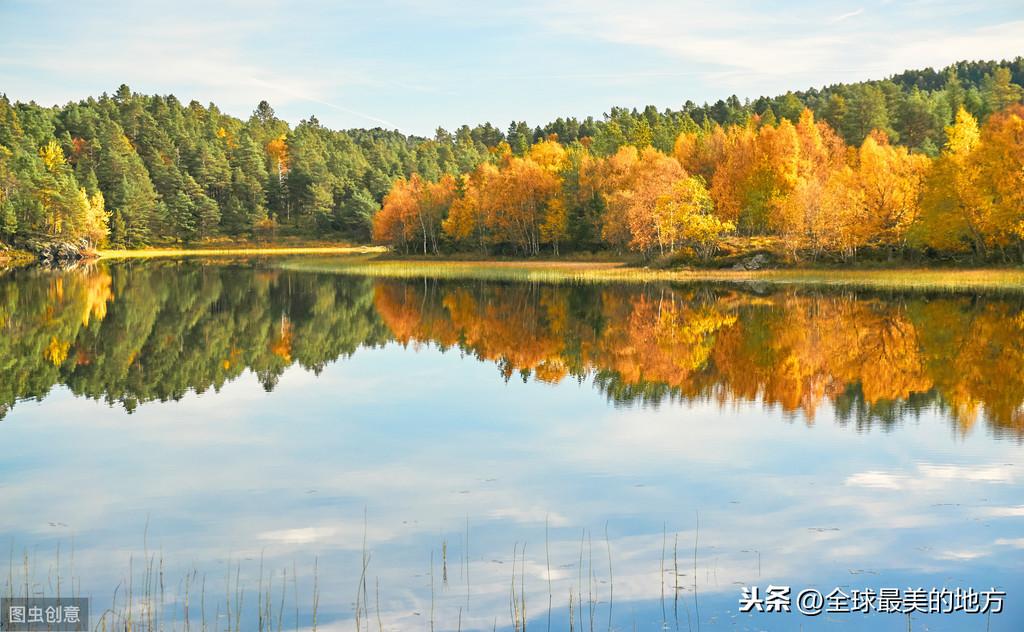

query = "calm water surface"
(1, 260), (1022, 631)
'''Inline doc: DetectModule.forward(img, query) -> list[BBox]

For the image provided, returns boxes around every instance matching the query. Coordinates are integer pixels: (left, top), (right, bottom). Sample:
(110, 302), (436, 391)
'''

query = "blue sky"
(1, 0), (1023, 135)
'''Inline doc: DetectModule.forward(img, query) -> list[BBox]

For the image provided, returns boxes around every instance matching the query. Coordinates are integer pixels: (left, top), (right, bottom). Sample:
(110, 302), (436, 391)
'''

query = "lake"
(1, 259), (1022, 631)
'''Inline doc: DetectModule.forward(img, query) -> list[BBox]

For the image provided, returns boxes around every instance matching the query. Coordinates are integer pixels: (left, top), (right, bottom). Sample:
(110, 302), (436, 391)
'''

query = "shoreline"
(95, 245), (387, 259)
(3, 246), (1024, 291)
(0, 248), (36, 269)
(277, 256), (1024, 292)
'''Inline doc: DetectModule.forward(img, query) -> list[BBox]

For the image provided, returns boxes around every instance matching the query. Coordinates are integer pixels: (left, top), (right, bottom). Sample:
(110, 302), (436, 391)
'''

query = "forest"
(1, 58), (1023, 262)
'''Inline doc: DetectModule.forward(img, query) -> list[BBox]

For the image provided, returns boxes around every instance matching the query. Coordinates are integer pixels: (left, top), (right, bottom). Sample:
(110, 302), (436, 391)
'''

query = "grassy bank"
(98, 244), (386, 259)
(278, 255), (1024, 292)
(15, 240), (1023, 291)
(0, 247), (36, 269)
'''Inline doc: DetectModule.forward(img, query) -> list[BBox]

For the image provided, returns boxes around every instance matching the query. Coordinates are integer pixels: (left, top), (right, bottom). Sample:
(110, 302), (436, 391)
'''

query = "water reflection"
(3, 261), (1023, 436)
(2, 261), (1023, 631)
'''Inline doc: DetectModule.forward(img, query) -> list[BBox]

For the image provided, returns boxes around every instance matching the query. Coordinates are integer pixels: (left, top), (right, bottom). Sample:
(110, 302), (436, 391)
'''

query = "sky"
(1, 0), (1023, 135)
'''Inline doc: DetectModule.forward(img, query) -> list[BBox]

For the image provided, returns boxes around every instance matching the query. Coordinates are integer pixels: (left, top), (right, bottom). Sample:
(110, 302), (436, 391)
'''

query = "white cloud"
(0, 0), (391, 126)
(845, 463), (1018, 491)
(995, 537), (1024, 548)
(982, 506), (1024, 517)
(831, 8), (865, 24)
(845, 470), (903, 489)
(934, 549), (987, 560)
(522, 1), (1024, 93)
(918, 463), (1017, 484)
(259, 526), (340, 545)
(487, 507), (571, 526)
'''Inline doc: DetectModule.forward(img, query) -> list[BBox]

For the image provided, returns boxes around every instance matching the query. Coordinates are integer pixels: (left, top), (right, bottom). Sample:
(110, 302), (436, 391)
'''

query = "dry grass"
(277, 256), (1024, 292)
(78, 244), (1024, 291)
(97, 245), (386, 259)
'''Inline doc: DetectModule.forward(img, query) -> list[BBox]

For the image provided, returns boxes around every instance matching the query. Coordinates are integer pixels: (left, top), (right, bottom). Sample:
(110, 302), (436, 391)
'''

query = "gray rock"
(733, 253), (771, 271)
(26, 238), (92, 267)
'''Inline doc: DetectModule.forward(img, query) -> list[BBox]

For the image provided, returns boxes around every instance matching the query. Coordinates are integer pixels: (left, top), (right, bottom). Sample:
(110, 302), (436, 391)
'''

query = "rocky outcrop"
(731, 253), (771, 271)
(25, 238), (95, 267)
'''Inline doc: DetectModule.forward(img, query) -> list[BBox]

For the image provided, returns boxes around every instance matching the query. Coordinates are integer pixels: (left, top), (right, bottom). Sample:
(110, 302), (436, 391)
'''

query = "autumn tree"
(443, 163), (499, 252)
(673, 123), (727, 183)
(373, 175), (419, 251)
(918, 108), (987, 254)
(773, 110), (849, 256)
(654, 175), (732, 258)
(851, 131), (930, 253)
(622, 148), (687, 254)
(971, 103), (1024, 259)
(492, 157), (560, 255)
(372, 173), (455, 254)
(594, 145), (641, 250)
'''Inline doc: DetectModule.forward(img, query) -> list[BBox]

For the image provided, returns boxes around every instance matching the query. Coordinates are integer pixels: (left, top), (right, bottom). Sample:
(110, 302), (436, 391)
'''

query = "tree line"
(374, 72), (1024, 262)
(0, 59), (1022, 258)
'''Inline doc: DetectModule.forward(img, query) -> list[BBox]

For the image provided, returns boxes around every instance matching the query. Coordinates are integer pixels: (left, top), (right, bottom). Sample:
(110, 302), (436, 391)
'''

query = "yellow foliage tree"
(39, 140), (66, 172)
(972, 104), (1024, 259)
(919, 108), (988, 254)
(852, 131), (930, 251)
(653, 176), (733, 258)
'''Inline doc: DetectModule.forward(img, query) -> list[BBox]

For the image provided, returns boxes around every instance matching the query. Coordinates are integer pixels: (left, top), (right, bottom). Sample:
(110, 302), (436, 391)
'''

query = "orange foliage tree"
(376, 102), (1024, 262)
(373, 174), (457, 254)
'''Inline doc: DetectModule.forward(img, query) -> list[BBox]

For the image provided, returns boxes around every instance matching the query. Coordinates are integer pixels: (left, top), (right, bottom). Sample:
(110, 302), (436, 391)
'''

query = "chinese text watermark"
(739, 585), (1005, 616)
(2, 598), (89, 631)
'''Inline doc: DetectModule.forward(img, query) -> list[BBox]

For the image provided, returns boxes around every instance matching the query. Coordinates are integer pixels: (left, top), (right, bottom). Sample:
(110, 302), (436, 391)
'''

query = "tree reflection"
(2, 263), (1022, 437)
(371, 279), (1024, 436)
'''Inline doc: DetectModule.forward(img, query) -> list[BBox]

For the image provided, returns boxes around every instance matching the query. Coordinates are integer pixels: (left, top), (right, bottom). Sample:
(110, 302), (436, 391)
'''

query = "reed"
(693, 512), (700, 632)
(587, 533), (594, 632)
(660, 524), (667, 626)
(430, 549), (436, 632)
(465, 517), (471, 609)
(24, 544), (305, 632)
(577, 530), (585, 632)
(5, 515), (709, 632)
(545, 516), (552, 632)
(311, 556), (319, 632)
(604, 523), (613, 632)
(375, 577), (383, 632)
(442, 539), (449, 587)
(508, 542), (528, 632)
(568, 587), (575, 632)
(355, 510), (371, 632)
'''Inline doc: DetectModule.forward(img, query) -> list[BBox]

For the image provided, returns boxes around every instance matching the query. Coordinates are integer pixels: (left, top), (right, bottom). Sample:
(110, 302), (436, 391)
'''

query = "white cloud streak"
(831, 8), (865, 23)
